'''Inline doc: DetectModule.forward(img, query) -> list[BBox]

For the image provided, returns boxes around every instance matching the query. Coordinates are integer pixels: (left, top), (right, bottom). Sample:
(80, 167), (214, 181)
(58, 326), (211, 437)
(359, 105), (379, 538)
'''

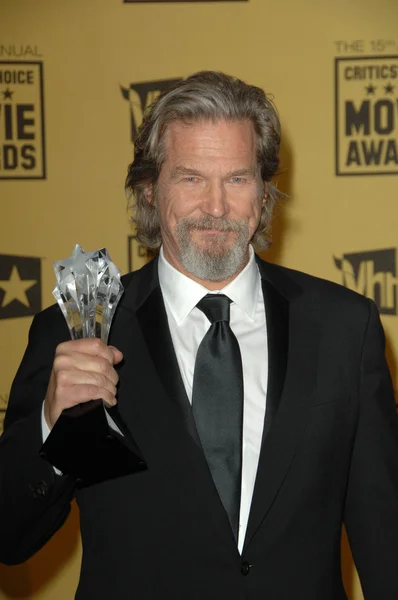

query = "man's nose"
(201, 182), (228, 218)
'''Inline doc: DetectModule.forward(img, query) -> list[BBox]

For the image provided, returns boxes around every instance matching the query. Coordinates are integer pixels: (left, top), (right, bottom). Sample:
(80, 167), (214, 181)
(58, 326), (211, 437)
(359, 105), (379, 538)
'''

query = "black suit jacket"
(1, 256), (398, 599)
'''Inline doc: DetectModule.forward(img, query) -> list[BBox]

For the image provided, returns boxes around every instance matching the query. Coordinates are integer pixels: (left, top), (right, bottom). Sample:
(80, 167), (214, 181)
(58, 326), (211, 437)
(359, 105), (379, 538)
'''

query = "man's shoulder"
(121, 256), (158, 287)
(258, 257), (371, 312)
(120, 268), (141, 289)
(33, 301), (65, 325)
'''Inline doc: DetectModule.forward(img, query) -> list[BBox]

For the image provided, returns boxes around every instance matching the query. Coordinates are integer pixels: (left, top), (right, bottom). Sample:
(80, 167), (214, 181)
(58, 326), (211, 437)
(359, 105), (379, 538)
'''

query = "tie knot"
(196, 294), (231, 323)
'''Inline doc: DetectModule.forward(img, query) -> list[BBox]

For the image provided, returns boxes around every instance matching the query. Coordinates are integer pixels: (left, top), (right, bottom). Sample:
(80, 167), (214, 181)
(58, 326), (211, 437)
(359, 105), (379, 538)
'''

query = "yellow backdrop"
(0, 0), (397, 597)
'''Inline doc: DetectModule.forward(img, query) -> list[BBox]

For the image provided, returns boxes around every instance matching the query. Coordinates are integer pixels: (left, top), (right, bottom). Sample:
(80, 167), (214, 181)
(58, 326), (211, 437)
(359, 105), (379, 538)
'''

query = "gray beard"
(176, 216), (249, 282)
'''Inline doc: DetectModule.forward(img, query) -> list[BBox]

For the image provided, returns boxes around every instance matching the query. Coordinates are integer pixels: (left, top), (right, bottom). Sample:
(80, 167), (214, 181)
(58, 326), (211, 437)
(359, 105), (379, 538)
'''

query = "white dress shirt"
(158, 246), (268, 553)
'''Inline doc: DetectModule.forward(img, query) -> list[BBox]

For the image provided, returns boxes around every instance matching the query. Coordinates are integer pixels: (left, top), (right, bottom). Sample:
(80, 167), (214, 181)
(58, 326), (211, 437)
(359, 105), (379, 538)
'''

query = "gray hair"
(125, 71), (283, 250)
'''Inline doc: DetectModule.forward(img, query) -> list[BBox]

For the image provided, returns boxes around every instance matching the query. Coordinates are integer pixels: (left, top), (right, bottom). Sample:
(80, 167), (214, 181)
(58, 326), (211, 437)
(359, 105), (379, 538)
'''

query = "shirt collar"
(158, 245), (260, 324)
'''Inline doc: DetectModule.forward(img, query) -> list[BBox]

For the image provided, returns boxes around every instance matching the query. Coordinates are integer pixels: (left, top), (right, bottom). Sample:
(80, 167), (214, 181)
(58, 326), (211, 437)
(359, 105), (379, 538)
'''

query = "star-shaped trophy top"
(53, 244), (124, 343)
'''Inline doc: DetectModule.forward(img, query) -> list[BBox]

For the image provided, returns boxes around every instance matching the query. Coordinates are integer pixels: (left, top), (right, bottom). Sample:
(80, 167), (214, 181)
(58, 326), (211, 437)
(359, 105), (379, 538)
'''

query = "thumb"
(109, 345), (123, 364)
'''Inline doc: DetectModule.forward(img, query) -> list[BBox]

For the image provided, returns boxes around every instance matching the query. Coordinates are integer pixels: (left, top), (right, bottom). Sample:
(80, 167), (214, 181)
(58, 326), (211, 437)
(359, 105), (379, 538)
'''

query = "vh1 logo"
(120, 78), (181, 143)
(334, 248), (397, 315)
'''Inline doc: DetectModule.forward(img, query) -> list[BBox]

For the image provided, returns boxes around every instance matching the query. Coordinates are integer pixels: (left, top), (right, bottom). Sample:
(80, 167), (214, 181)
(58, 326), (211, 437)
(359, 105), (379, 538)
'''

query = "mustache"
(179, 216), (245, 233)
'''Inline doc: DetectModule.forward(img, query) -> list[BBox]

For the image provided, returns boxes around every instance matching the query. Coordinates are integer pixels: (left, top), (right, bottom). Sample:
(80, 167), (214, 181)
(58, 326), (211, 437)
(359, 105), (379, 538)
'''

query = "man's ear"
(144, 184), (155, 205)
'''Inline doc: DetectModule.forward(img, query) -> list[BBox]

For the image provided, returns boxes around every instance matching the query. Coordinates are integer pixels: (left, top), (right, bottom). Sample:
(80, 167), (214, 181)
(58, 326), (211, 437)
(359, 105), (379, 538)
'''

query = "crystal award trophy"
(40, 244), (147, 486)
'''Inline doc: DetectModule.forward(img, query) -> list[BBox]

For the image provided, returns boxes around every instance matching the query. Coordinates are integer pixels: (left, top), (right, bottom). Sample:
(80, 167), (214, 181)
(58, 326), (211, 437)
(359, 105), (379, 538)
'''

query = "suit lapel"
(260, 277), (289, 440)
(135, 285), (201, 447)
(243, 260), (320, 552)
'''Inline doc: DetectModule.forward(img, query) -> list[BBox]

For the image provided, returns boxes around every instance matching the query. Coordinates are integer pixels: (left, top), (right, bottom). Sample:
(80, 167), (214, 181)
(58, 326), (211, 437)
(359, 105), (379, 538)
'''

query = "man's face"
(152, 119), (265, 285)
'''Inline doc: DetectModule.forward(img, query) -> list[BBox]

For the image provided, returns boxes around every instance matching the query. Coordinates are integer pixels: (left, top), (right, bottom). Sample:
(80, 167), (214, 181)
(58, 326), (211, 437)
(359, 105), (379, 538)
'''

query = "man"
(1, 71), (397, 599)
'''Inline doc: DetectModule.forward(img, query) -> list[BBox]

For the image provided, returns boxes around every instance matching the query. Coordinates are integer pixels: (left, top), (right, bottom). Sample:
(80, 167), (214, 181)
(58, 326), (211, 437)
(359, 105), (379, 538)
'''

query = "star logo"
(384, 83), (395, 94)
(365, 84), (376, 95)
(2, 88), (13, 100)
(0, 265), (37, 308)
(0, 255), (41, 319)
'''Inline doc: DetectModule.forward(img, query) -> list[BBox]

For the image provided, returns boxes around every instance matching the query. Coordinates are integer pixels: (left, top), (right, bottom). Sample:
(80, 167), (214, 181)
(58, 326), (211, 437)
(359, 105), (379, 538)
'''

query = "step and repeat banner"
(0, 0), (397, 598)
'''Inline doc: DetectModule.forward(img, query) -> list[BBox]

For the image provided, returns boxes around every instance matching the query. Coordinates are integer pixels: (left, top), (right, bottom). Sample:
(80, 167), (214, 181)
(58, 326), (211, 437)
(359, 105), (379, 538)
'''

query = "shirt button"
(240, 560), (250, 576)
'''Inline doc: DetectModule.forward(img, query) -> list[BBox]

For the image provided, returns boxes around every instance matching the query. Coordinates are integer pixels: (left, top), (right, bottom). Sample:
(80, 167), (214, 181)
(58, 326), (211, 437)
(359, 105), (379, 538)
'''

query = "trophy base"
(40, 400), (147, 487)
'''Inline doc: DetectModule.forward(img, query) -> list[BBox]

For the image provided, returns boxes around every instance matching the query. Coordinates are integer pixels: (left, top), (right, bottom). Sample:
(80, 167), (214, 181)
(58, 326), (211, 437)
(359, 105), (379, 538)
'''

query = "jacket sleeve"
(0, 308), (75, 565)
(344, 299), (398, 598)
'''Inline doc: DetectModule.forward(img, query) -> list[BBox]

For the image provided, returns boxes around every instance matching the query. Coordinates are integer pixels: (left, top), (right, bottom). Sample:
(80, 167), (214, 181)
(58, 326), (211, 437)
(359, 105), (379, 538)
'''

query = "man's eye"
(230, 177), (245, 183)
(184, 177), (198, 183)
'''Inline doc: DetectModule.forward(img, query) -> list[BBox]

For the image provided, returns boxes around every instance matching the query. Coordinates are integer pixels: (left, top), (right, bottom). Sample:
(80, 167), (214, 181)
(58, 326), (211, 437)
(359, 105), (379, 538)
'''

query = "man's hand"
(44, 339), (123, 430)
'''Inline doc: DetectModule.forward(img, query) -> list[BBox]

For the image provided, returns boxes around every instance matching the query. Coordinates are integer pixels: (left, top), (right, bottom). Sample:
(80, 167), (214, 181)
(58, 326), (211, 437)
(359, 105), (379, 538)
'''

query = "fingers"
(44, 338), (124, 429)
(109, 345), (123, 364)
(56, 338), (122, 364)
(53, 352), (120, 386)
(55, 368), (118, 400)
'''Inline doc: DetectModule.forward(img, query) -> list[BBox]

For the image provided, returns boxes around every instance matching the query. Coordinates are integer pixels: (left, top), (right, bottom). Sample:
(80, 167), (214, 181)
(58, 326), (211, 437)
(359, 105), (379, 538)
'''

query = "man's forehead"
(162, 118), (257, 153)
(164, 117), (255, 138)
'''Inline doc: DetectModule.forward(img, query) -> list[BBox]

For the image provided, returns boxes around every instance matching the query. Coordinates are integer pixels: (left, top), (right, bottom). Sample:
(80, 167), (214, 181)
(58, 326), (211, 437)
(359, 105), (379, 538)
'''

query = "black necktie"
(192, 294), (243, 541)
